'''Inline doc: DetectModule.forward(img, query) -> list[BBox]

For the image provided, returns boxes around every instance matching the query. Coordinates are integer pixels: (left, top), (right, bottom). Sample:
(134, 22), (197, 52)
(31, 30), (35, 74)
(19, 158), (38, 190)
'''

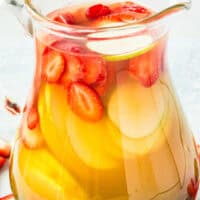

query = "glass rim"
(24, 0), (168, 38)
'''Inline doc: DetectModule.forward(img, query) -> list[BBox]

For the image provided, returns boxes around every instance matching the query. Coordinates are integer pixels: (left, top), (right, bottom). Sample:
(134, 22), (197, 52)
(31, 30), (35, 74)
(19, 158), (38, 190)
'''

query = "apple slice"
(108, 71), (167, 139)
(87, 28), (154, 61)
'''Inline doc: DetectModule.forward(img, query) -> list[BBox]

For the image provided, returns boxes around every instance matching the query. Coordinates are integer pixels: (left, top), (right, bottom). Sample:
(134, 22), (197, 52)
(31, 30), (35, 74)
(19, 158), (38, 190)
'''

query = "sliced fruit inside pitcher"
(17, 144), (87, 200)
(39, 83), (120, 169)
(108, 71), (168, 153)
(37, 83), (128, 198)
(87, 31), (154, 61)
(67, 82), (104, 122)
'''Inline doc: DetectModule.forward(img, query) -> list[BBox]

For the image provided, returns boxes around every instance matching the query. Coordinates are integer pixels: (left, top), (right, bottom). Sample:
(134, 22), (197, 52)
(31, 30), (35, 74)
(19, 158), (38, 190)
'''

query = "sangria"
(10, 1), (199, 200)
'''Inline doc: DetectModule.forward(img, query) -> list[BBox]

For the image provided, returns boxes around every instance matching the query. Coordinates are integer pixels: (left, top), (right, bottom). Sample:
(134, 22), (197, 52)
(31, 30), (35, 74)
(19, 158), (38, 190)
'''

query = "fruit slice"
(40, 84), (120, 168)
(80, 56), (107, 85)
(53, 12), (75, 25)
(87, 29), (154, 61)
(27, 108), (39, 130)
(108, 71), (166, 139)
(38, 83), (128, 197)
(86, 4), (111, 20)
(0, 139), (11, 158)
(91, 15), (126, 28)
(0, 156), (6, 169)
(112, 1), (151, 19)
(43, 51), (65, 83)
(68, 82), (104, 122)
(129, 41), (163, 87)
(21, 119), (44, 149)
(66, 109), (121, 169)
(0, 194), (15, 200)
(17, 144), (86, 200)
(60, 55), (84, 87)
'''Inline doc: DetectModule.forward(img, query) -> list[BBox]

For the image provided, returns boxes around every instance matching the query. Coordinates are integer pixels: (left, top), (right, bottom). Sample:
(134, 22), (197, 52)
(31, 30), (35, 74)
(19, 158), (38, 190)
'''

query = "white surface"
(0, 0), (200, 198)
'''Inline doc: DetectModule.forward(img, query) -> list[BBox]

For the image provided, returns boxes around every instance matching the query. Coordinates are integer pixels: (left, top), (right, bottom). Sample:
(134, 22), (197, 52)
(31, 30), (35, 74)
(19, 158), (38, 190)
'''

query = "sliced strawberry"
(27, 108), (39, 130)
(86, 4), (111, 20)
(61, 55), (84, 87)
(90, 14), (123, 27)
(100, 1), (151, 24)
(187, 178), (199, 199)
(0, 139), (11, 158)
(113, 2), (150, 14)
(129, 44), (162, 87)
(0, 156), (6, 170)
(68, 82), (104, 122)
(21, 122), (44, 149)
(43, 51), (65, 83)
(0, 194), (15, 200)
(51, 39), (87, 55)
(81, 56), (107, 85)
(53, 12), (75, 25)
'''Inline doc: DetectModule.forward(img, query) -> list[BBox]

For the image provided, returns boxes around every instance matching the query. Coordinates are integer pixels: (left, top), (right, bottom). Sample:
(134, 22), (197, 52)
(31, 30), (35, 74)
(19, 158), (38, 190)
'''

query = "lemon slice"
(87, 28), (154, 61)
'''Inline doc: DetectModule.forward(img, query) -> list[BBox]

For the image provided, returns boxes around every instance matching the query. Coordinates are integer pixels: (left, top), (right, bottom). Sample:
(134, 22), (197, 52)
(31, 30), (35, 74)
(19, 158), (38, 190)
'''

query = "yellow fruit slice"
(66, 109), (121, 169)
(40, 83), (120, 169)
(17, 143), (86, 200)
(38, 83), (128, 198)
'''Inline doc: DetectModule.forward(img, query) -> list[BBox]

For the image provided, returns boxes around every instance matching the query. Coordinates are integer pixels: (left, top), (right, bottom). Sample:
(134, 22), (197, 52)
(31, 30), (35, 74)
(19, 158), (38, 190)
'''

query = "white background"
(0, 0), (200, 198)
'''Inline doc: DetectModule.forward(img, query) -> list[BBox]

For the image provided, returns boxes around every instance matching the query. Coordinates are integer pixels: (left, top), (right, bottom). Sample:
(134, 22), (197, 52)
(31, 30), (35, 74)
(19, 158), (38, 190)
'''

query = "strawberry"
(27, 108), (39, 130)
(0, 194), (15, 200)
(90, 14), (123, 27)
(113, 2), (150, 14)
(61, 55), (84, 87)
(129, 45), (162, 87)
(187, 178), (199, 200)
(43, 51), (65, 83)
(53, 12), (75, 25)
(21, 122), (44, 149)
(0, 139), (11, 158)
(81, 56), (107, 85)
(0, 156), (6, 169)
(86, 4), (111, 20)
(68, 82), (104, 122)
(51, 39), (87, 55)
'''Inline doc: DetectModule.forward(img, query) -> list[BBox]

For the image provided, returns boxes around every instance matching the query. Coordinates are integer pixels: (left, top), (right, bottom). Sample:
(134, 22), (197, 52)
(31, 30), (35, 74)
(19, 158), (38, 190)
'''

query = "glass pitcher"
(2, 0), (200, 199)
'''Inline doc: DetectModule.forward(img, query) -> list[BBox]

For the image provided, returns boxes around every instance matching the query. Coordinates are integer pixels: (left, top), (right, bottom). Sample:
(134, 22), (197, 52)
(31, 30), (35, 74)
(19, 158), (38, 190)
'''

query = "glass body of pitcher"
(7, 0), (199, 199)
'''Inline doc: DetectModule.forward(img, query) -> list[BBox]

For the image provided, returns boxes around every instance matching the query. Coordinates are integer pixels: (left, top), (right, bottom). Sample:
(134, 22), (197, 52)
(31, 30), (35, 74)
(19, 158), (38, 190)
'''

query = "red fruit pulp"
(0, 195), (15, 200)
(0, 139), (11, 158)
(0, 157), (6, 169)
(86, 4), (111, 20)
(68, 82), (104, 122)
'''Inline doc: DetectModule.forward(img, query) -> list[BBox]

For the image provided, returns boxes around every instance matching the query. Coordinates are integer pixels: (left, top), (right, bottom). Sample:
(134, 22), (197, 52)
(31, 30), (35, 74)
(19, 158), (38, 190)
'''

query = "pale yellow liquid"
(10, 68), (199, 200)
